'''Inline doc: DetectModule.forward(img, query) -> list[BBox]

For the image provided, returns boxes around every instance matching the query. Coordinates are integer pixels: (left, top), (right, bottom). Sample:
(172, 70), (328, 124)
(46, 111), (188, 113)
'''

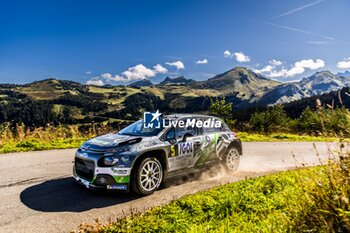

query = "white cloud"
(165, 60), (185, 70)
(266, 69), (289, 78)
(122, 64), (156, 80)
(269, 59), (282, 66)
(254, 58), (325, 78)
(284, 66), (305, 77)
(295, 59), (325, 70)
(337, 58), (350, 69)
(153, 64), (168, 73)
(87, 63), (170, 84)
(86, 71), (92, 75)
(86, 79), (104, 86)
(224, 50), (231, 58)
(224, 50), (250, 62)
(196, 59), (208, 64)
(100, 73), (112, 79)
(100, 73), (125, 82)
(254, 65), (274, 74)
(233, 52), (250, 62)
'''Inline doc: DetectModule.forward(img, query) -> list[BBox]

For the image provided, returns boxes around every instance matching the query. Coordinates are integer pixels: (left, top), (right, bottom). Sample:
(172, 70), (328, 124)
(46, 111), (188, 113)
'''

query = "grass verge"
(80, 156), (350, 232)
(0, 137), (88, 154)
(238, 132), (350, 142)
(1, 131), (349, 154)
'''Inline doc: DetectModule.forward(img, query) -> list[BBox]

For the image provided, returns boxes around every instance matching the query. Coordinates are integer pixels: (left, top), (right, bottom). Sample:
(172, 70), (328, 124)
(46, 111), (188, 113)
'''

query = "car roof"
(164, 113), (221, 120)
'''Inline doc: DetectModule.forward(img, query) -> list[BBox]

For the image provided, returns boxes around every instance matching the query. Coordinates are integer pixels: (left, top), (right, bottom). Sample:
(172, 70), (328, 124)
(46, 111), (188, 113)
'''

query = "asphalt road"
(0, 142), (343, 233)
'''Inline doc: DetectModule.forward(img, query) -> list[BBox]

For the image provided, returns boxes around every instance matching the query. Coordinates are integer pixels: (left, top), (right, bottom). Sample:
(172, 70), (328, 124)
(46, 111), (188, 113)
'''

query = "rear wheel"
(224, 147), (240, 172)
(132, 157), (163, 195)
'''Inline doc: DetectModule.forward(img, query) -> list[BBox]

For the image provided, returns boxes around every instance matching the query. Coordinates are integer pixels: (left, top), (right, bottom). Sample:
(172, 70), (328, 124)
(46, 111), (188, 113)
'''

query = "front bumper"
(73, 165), (131, 192)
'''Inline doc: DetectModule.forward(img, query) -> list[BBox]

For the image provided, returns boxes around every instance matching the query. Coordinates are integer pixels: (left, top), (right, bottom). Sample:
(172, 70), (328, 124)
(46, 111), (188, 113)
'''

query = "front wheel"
(132, 157), (163, 195)
(224, 147), (240, 172)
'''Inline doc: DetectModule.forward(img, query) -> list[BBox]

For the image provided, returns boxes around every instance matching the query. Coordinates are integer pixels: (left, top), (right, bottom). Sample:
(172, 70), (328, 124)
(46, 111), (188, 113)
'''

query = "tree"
(209, 98), (235, 128)
(249, 104), (290, 134)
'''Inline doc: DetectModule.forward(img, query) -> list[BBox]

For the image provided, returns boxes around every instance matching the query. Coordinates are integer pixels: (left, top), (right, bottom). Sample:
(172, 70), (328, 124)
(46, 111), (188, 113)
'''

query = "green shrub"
(247, 105), (291, 134)
(296, 107), (350, 137)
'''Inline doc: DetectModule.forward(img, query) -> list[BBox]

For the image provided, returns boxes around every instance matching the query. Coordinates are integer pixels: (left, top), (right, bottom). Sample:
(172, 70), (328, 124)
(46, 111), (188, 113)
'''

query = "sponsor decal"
(178, 141), (193, 157)
(107, 184), (127, 190)
(112, 169), (128, 175)
(170, 145), (176, 157)
(141, 141), (159, 148)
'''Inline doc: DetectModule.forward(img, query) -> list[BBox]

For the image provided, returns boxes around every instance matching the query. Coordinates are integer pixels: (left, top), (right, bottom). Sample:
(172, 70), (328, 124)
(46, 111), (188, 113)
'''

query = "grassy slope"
(1, 132), (348, 154)
(80, 166), (328, 232)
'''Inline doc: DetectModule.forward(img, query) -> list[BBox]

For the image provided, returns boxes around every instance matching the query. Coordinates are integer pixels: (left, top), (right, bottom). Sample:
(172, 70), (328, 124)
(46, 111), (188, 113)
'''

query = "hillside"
(191, 67), (280, 98)
(1, 67), (350, 127)
(128, 79), (153, 87)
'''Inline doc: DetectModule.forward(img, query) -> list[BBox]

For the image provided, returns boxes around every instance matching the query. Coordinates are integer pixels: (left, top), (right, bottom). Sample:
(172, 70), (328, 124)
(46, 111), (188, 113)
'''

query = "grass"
(77, 167), (327, 232)
(1, 125), (348, 154)
(79, 151), (350, 232)
(0, 137), (87, 154)
(238, 132), (350, 142)
(0, 124), (112, 154)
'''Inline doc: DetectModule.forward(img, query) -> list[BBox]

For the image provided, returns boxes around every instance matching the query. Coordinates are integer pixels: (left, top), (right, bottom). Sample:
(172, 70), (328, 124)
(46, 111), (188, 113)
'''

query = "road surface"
(0, 142), (344, 233)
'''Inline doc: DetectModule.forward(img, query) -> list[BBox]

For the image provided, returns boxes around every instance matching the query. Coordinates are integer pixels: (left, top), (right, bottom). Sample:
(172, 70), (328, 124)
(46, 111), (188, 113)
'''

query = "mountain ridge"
(158, 76), (196, 86)
(3, 67), (349, 107)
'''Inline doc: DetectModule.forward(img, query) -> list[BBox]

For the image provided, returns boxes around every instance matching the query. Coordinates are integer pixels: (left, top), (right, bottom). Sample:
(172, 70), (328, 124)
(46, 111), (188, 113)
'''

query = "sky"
(0, 0), (350, 85)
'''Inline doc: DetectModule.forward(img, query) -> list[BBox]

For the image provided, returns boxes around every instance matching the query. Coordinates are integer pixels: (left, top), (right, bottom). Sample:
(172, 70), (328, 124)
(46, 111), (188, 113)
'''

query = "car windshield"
(118, 120), (165, 137)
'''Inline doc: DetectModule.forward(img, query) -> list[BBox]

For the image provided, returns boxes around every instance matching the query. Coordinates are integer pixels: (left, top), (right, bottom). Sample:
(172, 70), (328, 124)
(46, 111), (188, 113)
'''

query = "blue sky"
(0, 0), (350, 85)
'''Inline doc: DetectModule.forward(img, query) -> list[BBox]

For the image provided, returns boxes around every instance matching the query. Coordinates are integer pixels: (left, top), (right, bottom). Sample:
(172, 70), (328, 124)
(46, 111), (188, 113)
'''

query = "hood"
(82, 133), (142, 151)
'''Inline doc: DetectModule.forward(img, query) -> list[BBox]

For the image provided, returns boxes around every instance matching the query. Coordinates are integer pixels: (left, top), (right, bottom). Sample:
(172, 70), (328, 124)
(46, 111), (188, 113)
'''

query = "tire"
(223, 147), (240, 172)
(132, 157), (163, 195)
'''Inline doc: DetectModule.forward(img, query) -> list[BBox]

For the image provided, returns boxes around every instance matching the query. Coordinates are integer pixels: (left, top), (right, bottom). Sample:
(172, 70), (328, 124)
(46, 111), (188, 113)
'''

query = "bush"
(296, 107), (350, 137)
(247, 105), (291, 134)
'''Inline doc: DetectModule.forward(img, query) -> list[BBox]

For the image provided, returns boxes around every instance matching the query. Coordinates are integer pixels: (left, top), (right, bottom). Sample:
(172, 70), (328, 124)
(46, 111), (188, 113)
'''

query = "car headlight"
(103, 156), (119, 166)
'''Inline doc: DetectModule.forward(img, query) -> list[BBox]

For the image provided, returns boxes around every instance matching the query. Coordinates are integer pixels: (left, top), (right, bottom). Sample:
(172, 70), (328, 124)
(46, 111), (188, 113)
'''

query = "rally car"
(73, 114), (242, 195)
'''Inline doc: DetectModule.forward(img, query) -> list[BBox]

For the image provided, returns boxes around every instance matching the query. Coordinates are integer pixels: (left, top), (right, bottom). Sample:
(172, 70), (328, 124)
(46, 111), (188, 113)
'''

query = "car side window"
(166, 127), (175, 140)
(176, 118), (197, 139)
(221, 121), (231, 132)
(202, 118), (221, 134)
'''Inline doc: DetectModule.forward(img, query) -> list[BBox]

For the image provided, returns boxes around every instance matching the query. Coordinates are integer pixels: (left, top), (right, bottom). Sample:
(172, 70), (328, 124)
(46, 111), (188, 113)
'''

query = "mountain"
(300, 71), (349, 94)
(128, 79), (153, 87)
(1, 67), (350, 127)
(158, 76), (195, 86)
(191, 67), (280, 101)
(282, 86), (350, 118)
(337, 71), (350, 77)
(258, 71), (350, 105)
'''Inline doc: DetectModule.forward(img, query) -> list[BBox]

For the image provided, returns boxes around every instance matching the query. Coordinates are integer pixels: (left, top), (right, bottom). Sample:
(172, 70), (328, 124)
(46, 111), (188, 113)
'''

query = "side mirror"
(165, 128), (176, 144)
(183, 133), (193, 142)
(169, 138), (177, 145)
